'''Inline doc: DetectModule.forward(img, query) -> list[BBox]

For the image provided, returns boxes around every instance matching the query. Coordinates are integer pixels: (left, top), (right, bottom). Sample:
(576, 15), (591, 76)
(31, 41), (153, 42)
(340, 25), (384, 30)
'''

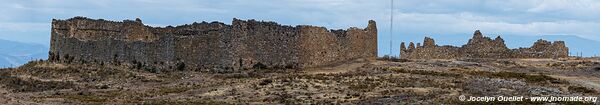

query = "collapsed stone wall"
(400, 30), (569, 59)
(49, 17), (377, 71)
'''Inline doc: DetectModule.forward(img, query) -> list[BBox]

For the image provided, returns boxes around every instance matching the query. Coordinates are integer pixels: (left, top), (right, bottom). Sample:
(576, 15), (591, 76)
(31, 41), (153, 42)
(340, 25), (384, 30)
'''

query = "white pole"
(389, 0), (393, 56)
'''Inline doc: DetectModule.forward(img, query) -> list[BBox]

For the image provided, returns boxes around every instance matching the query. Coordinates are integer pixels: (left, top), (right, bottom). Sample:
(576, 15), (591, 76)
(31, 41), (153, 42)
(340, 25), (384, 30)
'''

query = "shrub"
(63, 54), (74, 64)
(112, 54), (119, 65)
(377, 55), (410, 62)
(133, 61), (143, 70)
(259, 79), (273, 86)
(253, 63), (268, 69)
(48, 51), (56, 61)
(144, 66), (159, 73)
(594, 66), (600, 71)
(176, 62), (186, 71)
(569, 86), (596, 93)
(80, 59), (87, 64)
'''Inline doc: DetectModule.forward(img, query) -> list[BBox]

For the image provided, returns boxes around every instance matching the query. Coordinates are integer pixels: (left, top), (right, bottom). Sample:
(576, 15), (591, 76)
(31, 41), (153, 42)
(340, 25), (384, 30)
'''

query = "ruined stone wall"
(512, 40), (569, 58)
(400, 30), (569, 59)
(297, 20), (377, 68)
(460, 30), (511, 58)
(169, 22), (234, 71)
(49, 17), (377, 71)
(232, 19), (302, 69)
(50, 17), (174, 68)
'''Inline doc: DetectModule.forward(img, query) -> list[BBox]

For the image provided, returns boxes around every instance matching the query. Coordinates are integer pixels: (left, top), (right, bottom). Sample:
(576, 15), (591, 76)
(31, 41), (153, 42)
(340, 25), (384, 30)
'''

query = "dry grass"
(0, 77), (75, 92)
(569, 86), (597, 93)
(2, 58), (600, 104)
(384, 67), (463, 78)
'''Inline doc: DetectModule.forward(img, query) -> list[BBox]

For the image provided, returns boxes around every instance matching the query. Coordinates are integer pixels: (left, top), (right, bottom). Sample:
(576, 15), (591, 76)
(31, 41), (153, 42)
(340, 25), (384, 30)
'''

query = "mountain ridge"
(0, 39), (48, 67)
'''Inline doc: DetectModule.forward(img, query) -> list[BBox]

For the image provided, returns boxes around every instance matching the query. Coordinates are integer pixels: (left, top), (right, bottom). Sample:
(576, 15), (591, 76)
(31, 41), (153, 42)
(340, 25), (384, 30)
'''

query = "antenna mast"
(390, 0), (393, 56)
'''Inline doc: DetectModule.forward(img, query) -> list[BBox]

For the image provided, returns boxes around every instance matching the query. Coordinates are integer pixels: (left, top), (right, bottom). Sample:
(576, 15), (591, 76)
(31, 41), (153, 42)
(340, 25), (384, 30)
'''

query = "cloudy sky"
(1, 0), (599, 56)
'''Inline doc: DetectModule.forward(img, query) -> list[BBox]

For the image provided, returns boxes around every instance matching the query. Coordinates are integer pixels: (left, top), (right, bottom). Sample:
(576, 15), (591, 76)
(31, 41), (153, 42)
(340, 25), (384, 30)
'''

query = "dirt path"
(551, 75), (600, 92)
(303, 59), (372, 74)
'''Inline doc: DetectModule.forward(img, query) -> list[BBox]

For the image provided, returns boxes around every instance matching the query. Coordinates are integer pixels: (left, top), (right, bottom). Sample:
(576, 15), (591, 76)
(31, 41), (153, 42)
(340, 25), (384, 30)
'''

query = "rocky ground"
(1, 57), (600, 104)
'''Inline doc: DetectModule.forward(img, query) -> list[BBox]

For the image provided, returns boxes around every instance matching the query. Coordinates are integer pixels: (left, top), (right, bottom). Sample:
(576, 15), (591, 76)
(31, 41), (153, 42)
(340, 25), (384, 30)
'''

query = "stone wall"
(49, 17), (377, 72)
(297, 20), (377, 68)
(400, 30), (569, 59)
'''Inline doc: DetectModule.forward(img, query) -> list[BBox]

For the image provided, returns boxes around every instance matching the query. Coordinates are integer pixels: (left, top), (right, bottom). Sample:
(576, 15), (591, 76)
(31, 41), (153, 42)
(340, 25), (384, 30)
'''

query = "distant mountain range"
(0, 39), (48, 68)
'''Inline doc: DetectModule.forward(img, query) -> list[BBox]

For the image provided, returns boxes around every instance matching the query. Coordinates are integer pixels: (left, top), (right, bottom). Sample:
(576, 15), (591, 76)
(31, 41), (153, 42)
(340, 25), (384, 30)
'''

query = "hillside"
(1, 58), (599, 104)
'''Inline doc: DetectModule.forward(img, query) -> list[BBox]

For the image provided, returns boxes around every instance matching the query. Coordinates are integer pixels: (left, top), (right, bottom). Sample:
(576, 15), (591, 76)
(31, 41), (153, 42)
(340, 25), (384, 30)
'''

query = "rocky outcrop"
(48, 17), (377, 72)
(400, 30), (569, 59)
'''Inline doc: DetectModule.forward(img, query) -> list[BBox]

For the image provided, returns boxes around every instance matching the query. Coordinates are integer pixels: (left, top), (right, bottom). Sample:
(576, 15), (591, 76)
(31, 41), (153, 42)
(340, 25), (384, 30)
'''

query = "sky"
(1, 0), (599, 57)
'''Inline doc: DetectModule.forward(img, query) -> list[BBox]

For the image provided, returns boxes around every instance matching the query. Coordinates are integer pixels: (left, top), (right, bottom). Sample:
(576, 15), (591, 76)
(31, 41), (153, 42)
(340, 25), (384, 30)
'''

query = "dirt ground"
(1, 57), (600, 104)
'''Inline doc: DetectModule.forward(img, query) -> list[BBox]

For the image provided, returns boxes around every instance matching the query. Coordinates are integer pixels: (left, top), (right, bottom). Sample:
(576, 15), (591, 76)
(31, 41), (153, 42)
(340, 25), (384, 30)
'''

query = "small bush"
(253, 63), (268, 69)
(176, 62), (186, 71)
(284, 64), (296, 69)
(55, 53), (61, 62)
(64, 54), (74, 64)
(523, 74), (556, 82)
(48, 51), (56, 61)
(569, 86), (596, 93)
(259, 79), (273, 86)
(131, 60), (143, 70)
(594, 66), (600, 71)
(80, 59), (87, 64)
(112, 54), (119, 65)
(377, 55), (411, 62)
(144, 66), (159, 73)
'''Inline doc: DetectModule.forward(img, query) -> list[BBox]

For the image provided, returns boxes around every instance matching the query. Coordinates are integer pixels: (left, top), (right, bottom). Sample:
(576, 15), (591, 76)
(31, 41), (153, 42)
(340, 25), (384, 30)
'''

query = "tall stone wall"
(233, 19), (302, 69)
(296, 20), (377, 68)
(49, 17), (174, 67)
(400, 30), (569, 59)
(170, 22), (234, 70)
(49, 17), (377, 72)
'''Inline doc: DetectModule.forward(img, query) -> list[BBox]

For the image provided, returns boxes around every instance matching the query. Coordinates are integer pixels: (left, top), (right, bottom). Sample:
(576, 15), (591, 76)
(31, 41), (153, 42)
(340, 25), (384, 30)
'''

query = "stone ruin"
(48, 17), (377, 72)
(400, 30), (569, 59)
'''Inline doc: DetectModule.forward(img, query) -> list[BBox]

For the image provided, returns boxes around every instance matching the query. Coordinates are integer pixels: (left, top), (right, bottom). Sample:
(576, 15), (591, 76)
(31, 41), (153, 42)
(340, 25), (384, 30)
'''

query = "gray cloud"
(0, 0), (599, 56)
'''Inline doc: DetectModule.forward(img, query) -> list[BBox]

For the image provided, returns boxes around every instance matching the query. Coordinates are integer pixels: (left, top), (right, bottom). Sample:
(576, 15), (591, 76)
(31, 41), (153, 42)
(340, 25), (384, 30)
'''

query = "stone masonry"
(48, 17), (377, 71)
(400, 30), (569, 59)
